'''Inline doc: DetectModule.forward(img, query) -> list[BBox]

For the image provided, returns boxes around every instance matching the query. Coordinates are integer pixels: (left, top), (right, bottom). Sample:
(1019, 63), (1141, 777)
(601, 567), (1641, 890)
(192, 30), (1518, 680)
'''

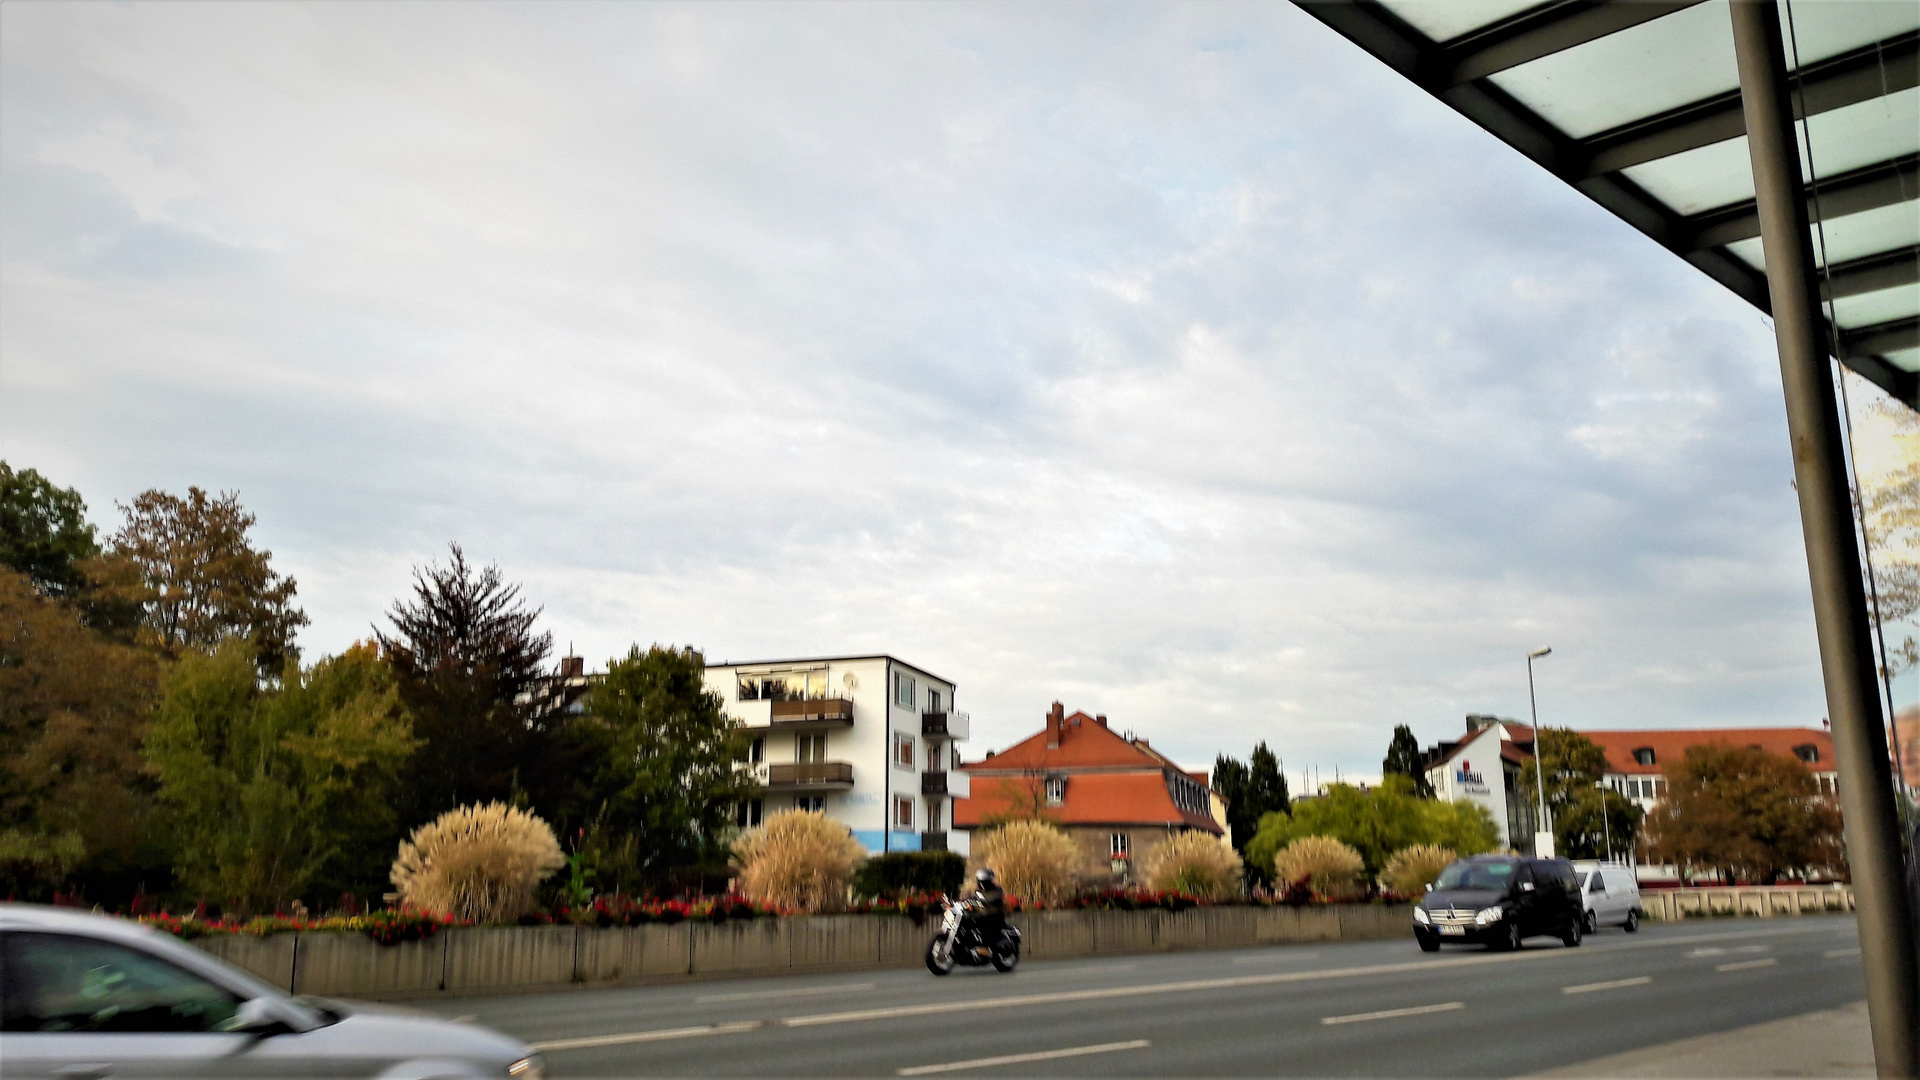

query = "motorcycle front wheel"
(990, 945), (1019, 973)
(925, 938), (956, 976)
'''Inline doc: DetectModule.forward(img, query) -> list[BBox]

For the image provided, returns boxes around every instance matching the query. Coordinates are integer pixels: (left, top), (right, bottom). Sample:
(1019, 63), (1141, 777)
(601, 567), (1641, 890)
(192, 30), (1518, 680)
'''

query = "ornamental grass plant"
(1140, 832), (1244, 901)
(390, 802), (565, 924)
(1379, 844), (1457, 898)
(970, 820), (1082, 905)
(1271, 835), (1366, 901)
(731, 809), (867, 913)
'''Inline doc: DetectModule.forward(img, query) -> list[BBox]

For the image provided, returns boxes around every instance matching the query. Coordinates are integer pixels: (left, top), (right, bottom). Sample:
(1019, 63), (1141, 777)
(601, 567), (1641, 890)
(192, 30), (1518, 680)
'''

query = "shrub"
(970, 820), (1081, 905)
(1140, 832), (1243, 901)
(1380, 844), (1456, 898)
(390, 802), (565, 924)
(732, 809), (866, 913)
(852, 851), (967, 899)
(1271, 836), (1365, 901)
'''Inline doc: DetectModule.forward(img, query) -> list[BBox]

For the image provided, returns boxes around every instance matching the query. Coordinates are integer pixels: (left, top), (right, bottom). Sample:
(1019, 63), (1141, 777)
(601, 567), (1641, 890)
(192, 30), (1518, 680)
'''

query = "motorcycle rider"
(968, 868), (1007, 955)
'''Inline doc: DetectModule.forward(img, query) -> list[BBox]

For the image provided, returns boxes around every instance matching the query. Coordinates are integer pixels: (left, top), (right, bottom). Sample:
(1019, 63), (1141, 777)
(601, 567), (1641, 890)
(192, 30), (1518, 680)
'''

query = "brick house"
(952, 703), (1224, 882)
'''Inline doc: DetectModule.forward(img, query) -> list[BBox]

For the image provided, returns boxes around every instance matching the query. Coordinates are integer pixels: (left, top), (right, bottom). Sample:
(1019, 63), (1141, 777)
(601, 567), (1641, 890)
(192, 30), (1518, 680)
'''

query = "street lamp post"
(1527, 647), (1553, 858)
(1595, 781), (1612, 862)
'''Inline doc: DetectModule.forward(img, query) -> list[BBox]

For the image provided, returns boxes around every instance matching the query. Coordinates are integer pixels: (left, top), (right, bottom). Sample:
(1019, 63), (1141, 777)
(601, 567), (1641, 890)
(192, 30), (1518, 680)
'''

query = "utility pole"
(1527, 647), (1553, 858)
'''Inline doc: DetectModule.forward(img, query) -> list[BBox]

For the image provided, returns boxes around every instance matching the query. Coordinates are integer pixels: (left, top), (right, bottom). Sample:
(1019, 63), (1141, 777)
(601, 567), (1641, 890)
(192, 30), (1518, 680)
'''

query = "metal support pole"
(1729, 3), (1919, 1074)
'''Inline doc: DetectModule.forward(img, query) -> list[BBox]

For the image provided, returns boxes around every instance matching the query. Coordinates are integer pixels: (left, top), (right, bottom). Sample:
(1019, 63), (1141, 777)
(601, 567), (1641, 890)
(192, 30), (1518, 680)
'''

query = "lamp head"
(1527, 647), (1553, 659)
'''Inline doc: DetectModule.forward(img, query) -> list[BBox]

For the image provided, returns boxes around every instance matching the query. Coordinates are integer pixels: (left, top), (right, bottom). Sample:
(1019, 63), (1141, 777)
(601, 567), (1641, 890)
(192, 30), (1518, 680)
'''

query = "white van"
(1573, 862), (1642, 933)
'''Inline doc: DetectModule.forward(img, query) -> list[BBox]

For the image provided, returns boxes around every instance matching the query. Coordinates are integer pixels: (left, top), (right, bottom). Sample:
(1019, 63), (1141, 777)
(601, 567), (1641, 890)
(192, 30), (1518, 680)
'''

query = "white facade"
(703, 655), (970, 856)
(1424, 722), (1533, 850)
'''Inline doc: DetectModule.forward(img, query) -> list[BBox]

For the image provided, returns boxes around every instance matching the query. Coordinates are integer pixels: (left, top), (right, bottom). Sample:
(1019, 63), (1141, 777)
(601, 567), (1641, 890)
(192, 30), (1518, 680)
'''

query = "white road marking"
(898, 1040), (1150, 1076)
(1562, 976), (1652, 995)
(1321, 1002), (1464, 1025)
(1825, 947), (1862, 958)
(1716, 958), (1779, 972)
(1686, 948), (1727, 957)
(530, 1021), (763, 1052)
(1731, 945), (1769, 953)
(697, 982), (875, 1003)
(1234, 951), (1320, 964)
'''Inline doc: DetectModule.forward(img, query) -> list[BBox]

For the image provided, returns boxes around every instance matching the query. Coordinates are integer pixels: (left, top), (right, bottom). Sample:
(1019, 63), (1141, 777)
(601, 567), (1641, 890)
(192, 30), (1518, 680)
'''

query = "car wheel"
(1562, 915), (1582, 948)
(1584, 911), (1598, 935)
(1624, 909), (1639, 933)
(925, 939), (955, 976)
(1416, 930), (1440, 953)
(1497, 922), (1521, 952)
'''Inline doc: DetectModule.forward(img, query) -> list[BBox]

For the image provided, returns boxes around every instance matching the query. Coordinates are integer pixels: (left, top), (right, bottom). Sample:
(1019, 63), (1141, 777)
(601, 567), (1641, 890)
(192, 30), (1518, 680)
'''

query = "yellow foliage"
(390, 802), (564, 923)
(1140, 831), (1243, 900)
(732, 809), (866, 913)
(1380, 844), (1456, 897)
(1272, 835), (1366, 900)
(970, 820), (1082, 904)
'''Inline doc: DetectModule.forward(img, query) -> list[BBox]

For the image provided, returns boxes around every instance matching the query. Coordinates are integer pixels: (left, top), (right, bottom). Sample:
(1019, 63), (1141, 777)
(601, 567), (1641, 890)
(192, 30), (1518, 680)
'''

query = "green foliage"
(851, 851), (967, 899)
(567, 645), (755, 890)
(145, 641), (417, 912)
(0, 462), (100, 598)
(1214, 741), (1290, 885)
(1244, 776), (1498, 880)
(1513, 728), (1642, 859)
(1382, 724), (1434, 798)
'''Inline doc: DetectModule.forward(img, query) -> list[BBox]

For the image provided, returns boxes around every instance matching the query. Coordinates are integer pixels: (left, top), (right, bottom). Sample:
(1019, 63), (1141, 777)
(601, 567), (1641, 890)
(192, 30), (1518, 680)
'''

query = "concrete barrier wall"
(1639, 884), (1854, 922)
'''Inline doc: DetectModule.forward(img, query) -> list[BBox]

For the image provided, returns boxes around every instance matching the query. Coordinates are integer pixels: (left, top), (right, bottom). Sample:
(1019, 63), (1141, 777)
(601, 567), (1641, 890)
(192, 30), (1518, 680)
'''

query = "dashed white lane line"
(898, 1039), (1150, 1076)
(698, 982), (875, 1003)
(1322, 1002), (1464, 1025)
(530, 1021), (763, 1052)
(1563, 976), (1652, 995)
(1825, 948), (1861, 958)
(1716, 958), (1779, 972)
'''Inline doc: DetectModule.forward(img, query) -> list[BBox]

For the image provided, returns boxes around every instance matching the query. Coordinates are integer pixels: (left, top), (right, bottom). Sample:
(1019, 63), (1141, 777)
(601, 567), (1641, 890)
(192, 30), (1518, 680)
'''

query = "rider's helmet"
(975, 868), (996, 886)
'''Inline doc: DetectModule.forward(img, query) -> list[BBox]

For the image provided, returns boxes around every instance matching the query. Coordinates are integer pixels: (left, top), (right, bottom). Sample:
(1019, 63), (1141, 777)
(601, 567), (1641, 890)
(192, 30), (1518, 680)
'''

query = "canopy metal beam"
(1849, 316), (1920, 360)
(1439, 1), (1704, 86)
(1827, 245), (1920, 301)
(1686, 153), (1920, 249)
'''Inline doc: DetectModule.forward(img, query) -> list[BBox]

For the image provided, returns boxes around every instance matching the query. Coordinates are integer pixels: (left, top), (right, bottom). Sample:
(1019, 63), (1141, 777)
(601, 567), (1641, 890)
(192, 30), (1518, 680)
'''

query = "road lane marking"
(530, 1021), (763, 1052)
(1825, 947), (1861, 958)
(1234, 951), (1320, 964)
(698, 982), (875, 1003)
(1732, 945), (1769, 953)
(1562, 976), (1652, 995)
(1716, 958), (1778, 972)
(898, 1040), (1150, 1076)
(1686, 948), (1726, 957)
(1321, 1002), (1463, 1025)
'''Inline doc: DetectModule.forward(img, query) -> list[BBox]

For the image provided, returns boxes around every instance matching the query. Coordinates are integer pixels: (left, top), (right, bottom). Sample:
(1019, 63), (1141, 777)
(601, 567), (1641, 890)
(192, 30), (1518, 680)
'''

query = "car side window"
(1588, 873), (1606, 894)
(0, 932), (241, 1034)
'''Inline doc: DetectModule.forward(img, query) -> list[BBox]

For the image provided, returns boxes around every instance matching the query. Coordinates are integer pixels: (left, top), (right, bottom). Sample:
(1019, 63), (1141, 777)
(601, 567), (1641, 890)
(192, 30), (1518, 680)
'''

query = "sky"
(1, 1), (1902, 783)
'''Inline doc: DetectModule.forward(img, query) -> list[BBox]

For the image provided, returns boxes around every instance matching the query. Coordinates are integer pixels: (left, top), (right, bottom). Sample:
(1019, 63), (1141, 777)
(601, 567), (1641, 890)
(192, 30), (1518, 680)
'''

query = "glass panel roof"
(1727, 202), (1920, 272)
(1622, 87), (1918, 215)
(1887, 347), (1920, 374)
(1383, 0), (1541, 44)
(1832, 283), (1920, 331)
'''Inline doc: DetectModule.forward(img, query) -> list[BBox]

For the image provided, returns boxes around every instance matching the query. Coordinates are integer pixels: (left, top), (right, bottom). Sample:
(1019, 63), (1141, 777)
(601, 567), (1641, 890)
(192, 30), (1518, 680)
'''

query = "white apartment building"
(703, 655), (971, 856)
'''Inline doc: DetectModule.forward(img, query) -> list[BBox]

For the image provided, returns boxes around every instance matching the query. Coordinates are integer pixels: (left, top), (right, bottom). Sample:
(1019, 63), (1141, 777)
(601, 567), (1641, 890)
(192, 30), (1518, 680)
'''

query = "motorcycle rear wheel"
(925, 938), (956, 976)
(990, 946), (1019, 972)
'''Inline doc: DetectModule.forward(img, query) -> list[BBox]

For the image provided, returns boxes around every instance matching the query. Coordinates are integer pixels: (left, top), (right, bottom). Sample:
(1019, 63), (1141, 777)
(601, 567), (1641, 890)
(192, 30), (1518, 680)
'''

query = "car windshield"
(1434, 861), (1515, 891)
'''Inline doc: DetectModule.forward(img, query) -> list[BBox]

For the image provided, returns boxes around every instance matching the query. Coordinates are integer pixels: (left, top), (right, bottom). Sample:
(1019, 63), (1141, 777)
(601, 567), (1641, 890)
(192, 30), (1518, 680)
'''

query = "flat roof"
(706, 654), (954, 687)
(1297, 0), (1919, 405)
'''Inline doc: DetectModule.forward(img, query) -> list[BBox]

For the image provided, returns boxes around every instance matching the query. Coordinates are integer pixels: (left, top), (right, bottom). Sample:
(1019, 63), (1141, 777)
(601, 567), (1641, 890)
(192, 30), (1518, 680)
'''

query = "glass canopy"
(1297, 0), (1920, 405)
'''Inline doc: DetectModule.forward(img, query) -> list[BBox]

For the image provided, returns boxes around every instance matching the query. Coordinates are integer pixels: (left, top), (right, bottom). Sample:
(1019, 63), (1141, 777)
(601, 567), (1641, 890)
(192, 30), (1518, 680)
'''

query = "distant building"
(954, 703), (1223, 881)
(703, 654), (970, 855)
(1891, 708), (1920, 796)
(1421, 715), (1539, 849)
(1582, 727), (1838, 810)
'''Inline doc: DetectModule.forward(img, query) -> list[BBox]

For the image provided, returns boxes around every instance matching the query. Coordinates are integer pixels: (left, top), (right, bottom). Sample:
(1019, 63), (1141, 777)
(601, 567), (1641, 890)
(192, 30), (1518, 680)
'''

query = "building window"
(796, 796), (825, 812)
(893, 733), (915, 769)
(736, 799), (763, 828)
(749, 736), (765, 764)
(1794, 744), (1820, 764)
(927, 689), (942, 714)
(1110, 833), (1130, 858)
(1633, 748), (1657, 766)
(1045, 777), (1066, 805)
(927, 800), (944, 830)
(895, 672), (917, 709)
(796, 733), (828, 763)
(894, 796), (914, 829)
(739, 670), (827, 701)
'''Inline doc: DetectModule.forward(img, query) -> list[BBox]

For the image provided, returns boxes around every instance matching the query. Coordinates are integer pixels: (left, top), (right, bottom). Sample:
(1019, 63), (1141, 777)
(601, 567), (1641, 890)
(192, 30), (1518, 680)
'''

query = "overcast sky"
(2, 1), (1900, 782)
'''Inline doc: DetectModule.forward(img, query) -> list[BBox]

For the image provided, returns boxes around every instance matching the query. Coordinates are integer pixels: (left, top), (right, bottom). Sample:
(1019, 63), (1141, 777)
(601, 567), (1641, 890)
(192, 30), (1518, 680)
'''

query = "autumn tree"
(1513, 727), (1644, 860)
(144, 641), (417, 911)
(0, 568), (164, 901)
(376, 544), (560, 827)
(1644, 744), (1845, 884)
(566, 645), (755, 891)
(1382, 724), (1434, 798)
(111, 487), (307, 672)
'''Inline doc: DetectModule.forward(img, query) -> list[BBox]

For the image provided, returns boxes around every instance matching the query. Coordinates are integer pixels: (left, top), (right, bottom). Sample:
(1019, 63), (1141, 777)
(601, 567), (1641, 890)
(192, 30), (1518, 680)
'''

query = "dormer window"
(1045, 777), (1066, 805)
(1794, 744), (1820, 764)
(1633, 748), (1657, 766)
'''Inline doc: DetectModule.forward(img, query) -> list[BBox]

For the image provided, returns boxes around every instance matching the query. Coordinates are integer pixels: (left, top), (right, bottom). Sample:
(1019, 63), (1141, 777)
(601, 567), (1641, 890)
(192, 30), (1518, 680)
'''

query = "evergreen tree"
(1247, 742), (1290, 819)
(1211, 754), (1251, 845)
(1382, 724), (1435, 798)
(0, 462), (99, 598)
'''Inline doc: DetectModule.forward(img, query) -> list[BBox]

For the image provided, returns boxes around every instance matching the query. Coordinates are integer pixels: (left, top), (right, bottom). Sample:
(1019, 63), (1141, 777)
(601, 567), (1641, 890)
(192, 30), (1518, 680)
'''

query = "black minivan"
(1412, 854), (1583, 952)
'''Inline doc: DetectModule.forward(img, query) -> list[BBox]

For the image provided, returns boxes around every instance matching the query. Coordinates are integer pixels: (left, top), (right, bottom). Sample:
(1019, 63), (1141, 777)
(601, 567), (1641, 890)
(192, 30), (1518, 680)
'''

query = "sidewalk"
(1534, 1000), (1873, 1078)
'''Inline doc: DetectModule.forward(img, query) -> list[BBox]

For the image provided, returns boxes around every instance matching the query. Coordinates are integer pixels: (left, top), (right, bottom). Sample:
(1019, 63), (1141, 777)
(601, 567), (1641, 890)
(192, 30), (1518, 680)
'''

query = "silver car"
(0, 904), (542, 1079)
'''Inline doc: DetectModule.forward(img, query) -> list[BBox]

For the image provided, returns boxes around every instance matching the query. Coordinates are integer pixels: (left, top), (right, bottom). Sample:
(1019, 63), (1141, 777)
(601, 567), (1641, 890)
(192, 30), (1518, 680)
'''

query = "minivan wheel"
(1497, 922), (1521, 952)
(1416, 930), (1440, 953)
(1562, 916), (1582, 948)
(1624, 910), (1640, 933)
(1584, 911), (1598, 935)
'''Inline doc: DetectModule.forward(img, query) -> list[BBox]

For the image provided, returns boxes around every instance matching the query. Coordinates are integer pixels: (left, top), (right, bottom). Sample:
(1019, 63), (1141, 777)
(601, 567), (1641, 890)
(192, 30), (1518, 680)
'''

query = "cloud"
(0, 1), (1853, 776)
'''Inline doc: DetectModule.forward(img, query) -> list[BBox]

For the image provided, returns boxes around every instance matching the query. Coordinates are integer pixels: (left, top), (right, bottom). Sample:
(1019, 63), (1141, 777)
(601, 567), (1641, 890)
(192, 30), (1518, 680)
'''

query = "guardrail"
(1639, 885), (1855, 921)
(190, 904), (1412, 1000)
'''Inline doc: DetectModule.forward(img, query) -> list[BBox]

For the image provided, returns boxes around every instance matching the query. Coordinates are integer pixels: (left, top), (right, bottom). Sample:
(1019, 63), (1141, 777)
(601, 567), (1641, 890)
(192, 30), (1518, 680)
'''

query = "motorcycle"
(925, 895), (1021, 975)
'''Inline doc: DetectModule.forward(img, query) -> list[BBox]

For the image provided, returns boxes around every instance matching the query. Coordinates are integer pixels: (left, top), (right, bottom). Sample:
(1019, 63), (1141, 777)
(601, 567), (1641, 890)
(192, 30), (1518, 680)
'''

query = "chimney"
(1047, 702), (1064, 748)
(1095, 714), (1107, 727)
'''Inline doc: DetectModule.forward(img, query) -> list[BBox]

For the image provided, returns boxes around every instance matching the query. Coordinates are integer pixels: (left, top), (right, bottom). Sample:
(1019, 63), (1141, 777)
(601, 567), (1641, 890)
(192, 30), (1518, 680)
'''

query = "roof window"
(1632, 747), (1656, 766)
(1793, 744), (1820, 764)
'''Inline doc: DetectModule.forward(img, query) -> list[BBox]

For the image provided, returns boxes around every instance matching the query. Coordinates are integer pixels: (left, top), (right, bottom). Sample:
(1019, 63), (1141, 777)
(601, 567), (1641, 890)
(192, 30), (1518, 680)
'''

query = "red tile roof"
(1583, 728), (1835, 775)
(963, 708), (1168, 771)
(953, 772), (1221, 832)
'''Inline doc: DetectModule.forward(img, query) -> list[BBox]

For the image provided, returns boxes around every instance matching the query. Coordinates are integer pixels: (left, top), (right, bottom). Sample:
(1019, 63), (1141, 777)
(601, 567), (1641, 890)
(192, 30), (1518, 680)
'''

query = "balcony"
(921, 709), (969, 740)
(769, 698), (854, 728)
(920, 770), (969, 798)
(921, 831), (948, 852)
(766, 761), (854, 790)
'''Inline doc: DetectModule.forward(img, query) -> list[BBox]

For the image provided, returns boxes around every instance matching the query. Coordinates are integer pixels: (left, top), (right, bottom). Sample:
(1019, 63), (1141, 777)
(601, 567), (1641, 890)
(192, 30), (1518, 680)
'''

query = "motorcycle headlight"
(1473, 906), (1504, 926)
(508, 1055), (545, 1079)
(1412, 907), (1430, 924)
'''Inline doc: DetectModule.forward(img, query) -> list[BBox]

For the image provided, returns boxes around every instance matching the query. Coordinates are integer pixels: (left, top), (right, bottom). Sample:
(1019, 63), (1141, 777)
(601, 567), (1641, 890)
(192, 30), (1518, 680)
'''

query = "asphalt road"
(416, 914), (1866, 1077)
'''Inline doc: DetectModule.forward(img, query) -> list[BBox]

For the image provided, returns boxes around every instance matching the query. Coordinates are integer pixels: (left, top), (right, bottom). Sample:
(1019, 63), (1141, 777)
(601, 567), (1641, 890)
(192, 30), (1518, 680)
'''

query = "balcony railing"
(766, 761), (854, 788)
(920, 831), (948, 852)
(769, 698), (854, 726)
(920, 770), (969, 798)
(922, 709), (969, 739)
